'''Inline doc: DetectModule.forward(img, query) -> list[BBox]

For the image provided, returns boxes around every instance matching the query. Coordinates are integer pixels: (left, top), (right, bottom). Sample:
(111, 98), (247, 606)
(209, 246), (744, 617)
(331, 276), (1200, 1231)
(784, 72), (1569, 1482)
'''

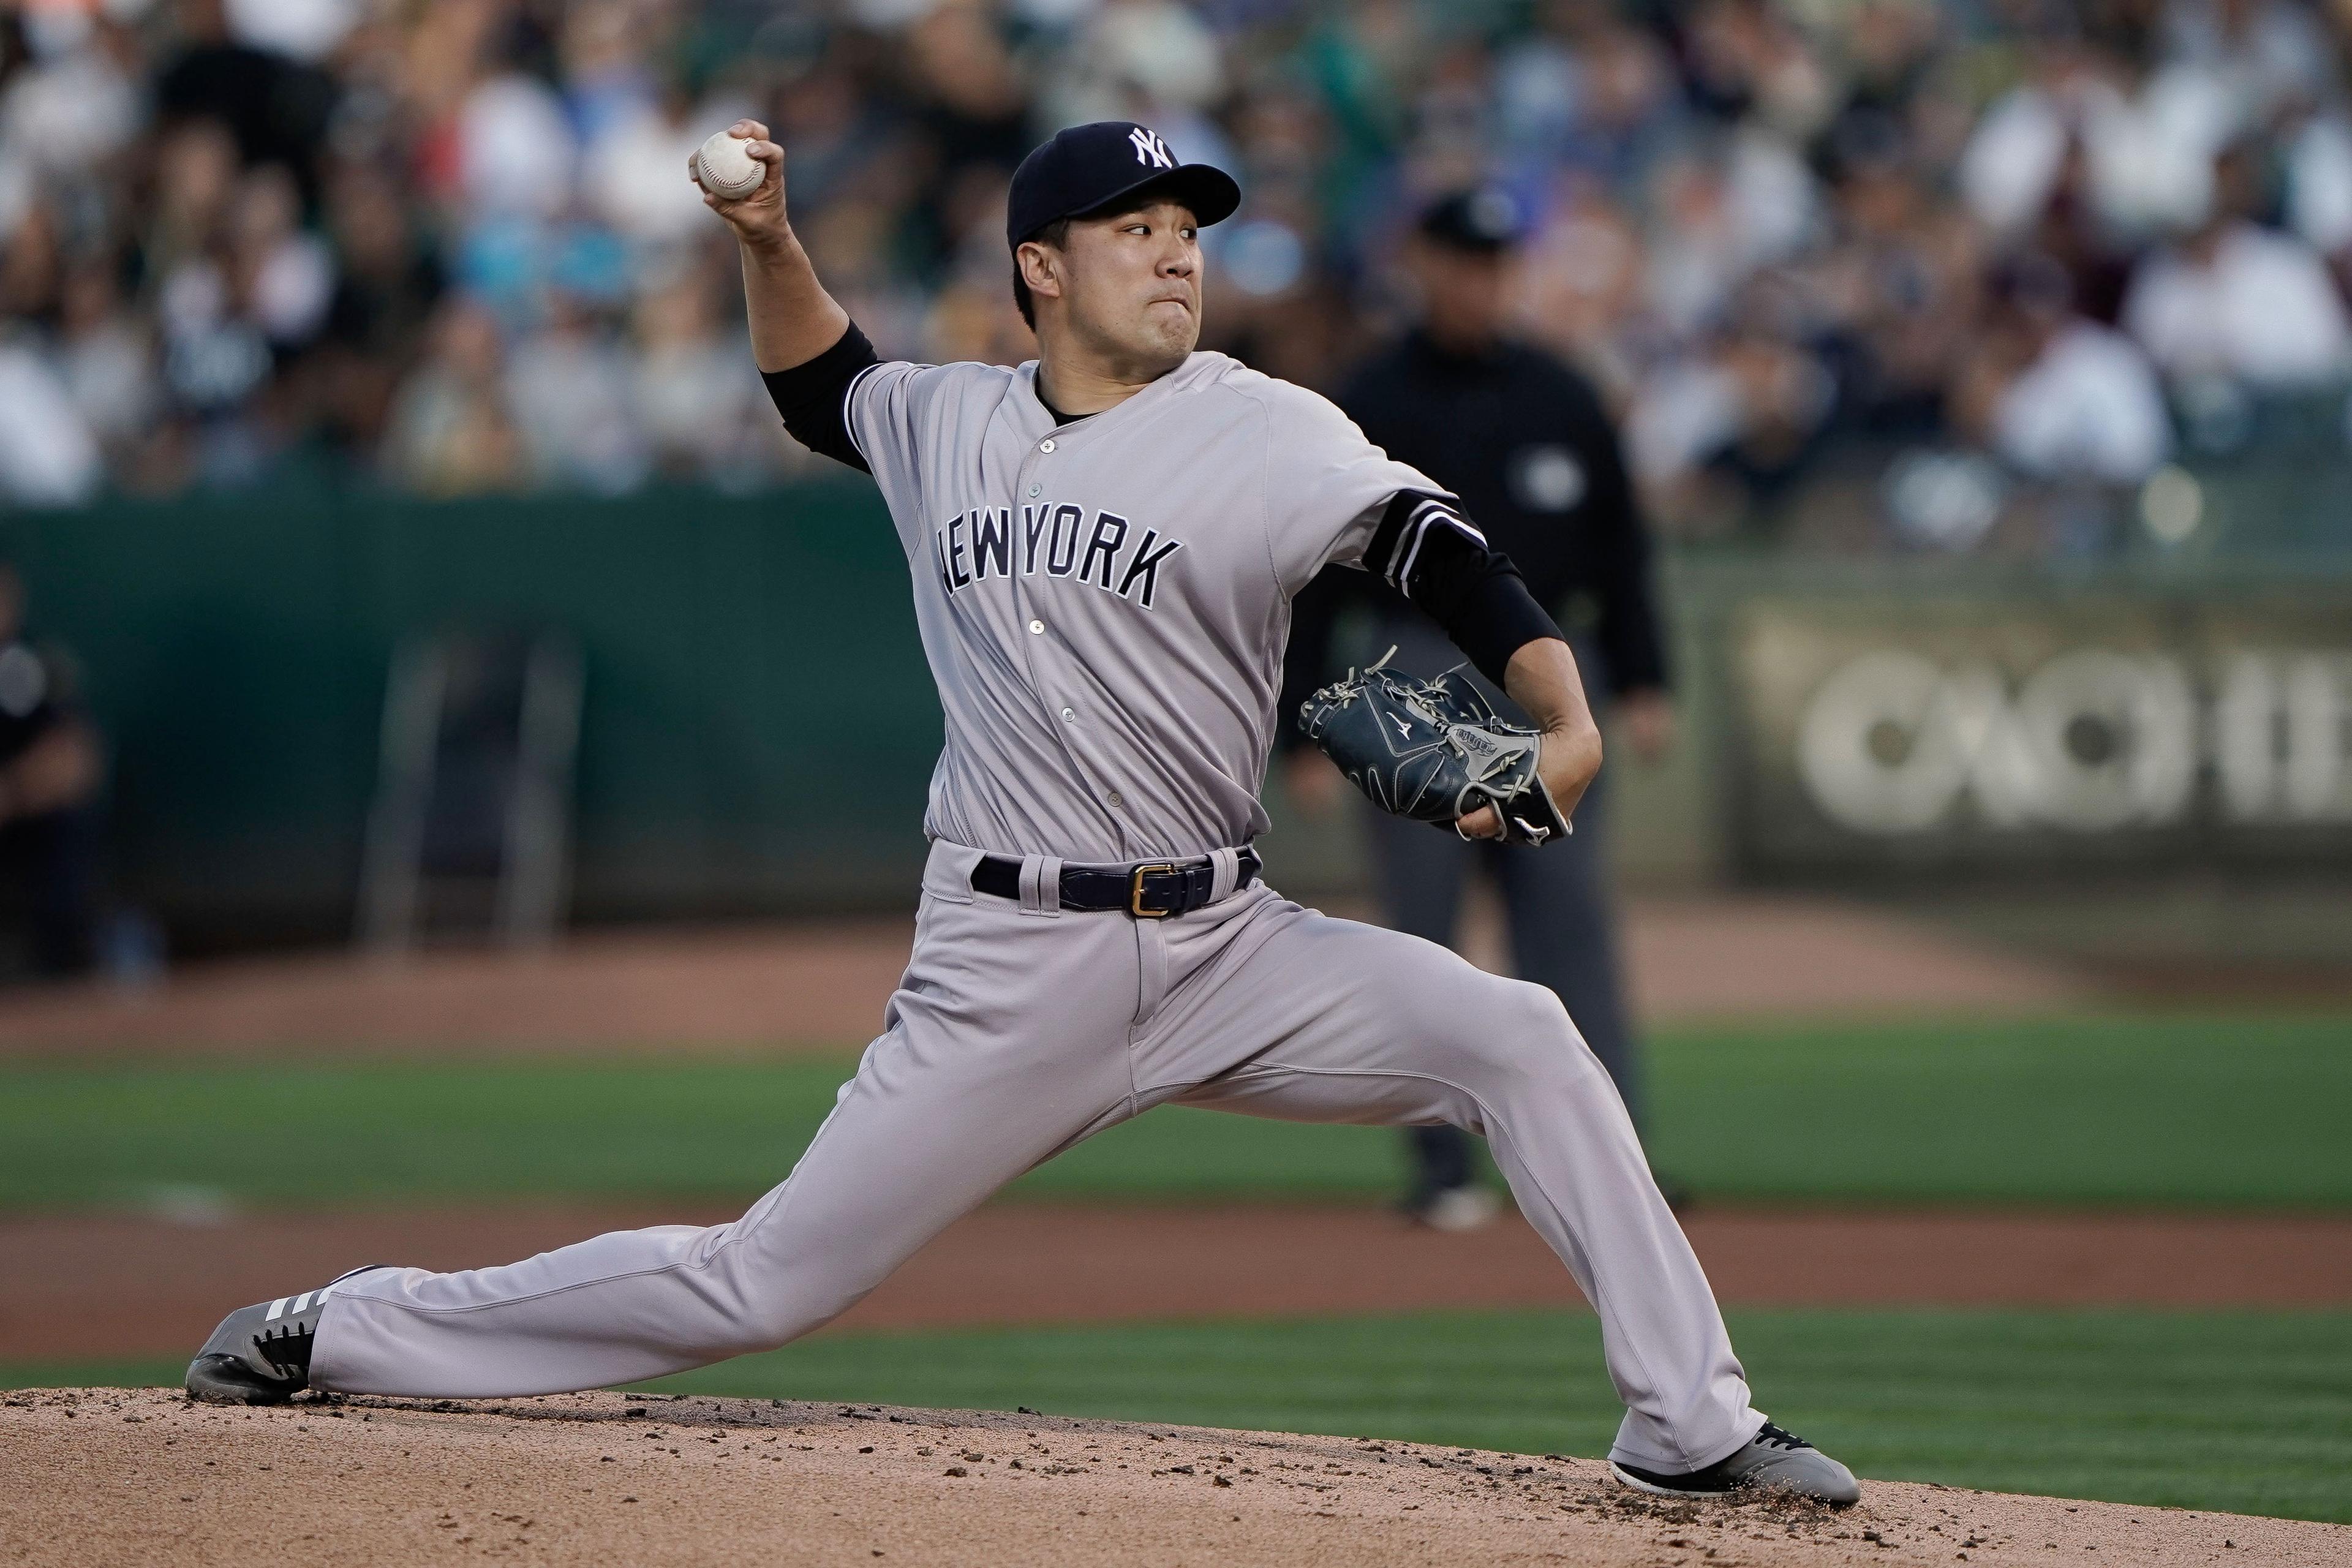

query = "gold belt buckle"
(1128, 862), (1179, 918)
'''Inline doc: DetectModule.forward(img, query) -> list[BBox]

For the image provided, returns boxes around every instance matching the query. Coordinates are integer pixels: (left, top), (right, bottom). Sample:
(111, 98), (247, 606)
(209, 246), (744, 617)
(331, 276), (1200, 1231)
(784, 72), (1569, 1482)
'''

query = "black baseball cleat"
(1611, 1422), (1861, 1506)
(184, 1266), (388, 1405)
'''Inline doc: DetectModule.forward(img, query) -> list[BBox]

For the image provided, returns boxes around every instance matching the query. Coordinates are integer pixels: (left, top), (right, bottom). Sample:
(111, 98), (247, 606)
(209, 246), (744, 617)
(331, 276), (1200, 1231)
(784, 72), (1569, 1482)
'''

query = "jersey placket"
(1003, 417), (1137, 859)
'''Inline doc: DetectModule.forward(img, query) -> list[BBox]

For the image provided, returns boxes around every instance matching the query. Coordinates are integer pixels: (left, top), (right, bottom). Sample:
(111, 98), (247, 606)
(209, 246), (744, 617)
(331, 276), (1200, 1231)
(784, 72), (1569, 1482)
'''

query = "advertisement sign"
(1730, 595), (2352, 874)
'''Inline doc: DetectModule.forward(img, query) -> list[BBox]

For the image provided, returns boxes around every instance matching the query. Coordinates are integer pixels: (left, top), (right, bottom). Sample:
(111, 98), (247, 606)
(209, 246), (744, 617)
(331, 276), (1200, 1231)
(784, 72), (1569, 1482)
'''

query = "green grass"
(0, 1014), (2345, 1210)
(13, 1308), (2348, 1525)
(1641, 1012), (2352, 1207)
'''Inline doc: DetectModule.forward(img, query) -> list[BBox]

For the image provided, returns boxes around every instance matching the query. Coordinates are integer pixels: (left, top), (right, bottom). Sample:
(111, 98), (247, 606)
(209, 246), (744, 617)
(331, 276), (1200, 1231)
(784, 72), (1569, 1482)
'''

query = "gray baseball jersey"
(306, 348), (1771, 1480)
(846, 350), (1434, 862)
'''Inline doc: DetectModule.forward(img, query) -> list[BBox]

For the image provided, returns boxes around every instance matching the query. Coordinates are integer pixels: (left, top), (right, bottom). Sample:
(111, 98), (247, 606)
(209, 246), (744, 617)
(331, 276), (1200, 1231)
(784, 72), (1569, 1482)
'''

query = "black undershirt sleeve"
(760, 322), (881, 473)
(1361, 490), (1565, 690)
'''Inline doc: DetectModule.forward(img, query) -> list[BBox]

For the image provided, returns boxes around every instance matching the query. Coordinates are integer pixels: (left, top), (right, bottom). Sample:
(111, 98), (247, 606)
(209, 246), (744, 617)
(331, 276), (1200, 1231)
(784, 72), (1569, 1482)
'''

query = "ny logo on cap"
(1129, 127), (1174, 170)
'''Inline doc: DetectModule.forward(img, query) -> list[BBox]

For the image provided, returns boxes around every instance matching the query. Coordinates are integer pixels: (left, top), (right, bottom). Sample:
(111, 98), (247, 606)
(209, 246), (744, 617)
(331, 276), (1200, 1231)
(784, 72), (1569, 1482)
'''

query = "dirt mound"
(3, 1387), (2337, 1567)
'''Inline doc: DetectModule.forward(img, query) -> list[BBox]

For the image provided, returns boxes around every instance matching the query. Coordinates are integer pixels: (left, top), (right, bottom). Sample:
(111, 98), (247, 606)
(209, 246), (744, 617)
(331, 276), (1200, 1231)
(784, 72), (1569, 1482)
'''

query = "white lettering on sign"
(1794, 649), (2352, 834)
(2213, 653), (2352, 823)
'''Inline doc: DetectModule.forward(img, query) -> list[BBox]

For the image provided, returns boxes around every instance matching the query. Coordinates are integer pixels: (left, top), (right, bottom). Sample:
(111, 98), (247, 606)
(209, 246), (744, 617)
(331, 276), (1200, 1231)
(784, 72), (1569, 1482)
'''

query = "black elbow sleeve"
(761, 322), (881, 472)
(1364, 491), (1563, 687)
(1442, 564), (1566, 688)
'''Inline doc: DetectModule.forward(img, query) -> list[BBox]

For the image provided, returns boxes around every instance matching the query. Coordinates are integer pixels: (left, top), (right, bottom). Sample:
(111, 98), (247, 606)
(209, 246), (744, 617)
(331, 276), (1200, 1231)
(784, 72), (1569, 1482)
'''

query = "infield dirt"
(4, 1386), (2339, 1567)
(9, 1202), (2350, 1363)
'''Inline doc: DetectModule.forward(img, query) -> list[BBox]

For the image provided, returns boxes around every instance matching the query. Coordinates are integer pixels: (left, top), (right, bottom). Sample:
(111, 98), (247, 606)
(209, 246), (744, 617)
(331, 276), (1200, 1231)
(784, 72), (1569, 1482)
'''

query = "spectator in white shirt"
(459, 69), (575, 223)
(0, 337), (102, 506)
(1960, 34), (2241, 244)
(1954, 251), (2171, 486)
(2122, 145), (2352, 388)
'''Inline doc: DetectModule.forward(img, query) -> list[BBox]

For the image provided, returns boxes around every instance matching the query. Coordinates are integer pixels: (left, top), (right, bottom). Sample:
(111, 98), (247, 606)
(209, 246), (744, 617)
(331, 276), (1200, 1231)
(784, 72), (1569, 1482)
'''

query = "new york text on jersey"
(932, 503), (1188, 610)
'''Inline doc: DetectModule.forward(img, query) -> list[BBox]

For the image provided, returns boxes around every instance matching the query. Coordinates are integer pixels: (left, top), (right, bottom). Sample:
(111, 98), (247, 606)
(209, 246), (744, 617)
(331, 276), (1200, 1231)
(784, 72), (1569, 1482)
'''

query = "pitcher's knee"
(1464, 978), (1612, 1087)
(1482, 975), (1574, 1047)
(711, 1273), (867, 1356)
(701, 1224), (878, 1354)
(1506, 976), (1575, 1035)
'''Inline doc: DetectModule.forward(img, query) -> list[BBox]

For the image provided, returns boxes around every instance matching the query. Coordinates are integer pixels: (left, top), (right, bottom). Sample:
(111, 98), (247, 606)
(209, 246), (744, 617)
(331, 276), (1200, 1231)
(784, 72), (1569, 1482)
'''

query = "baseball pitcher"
(184, 119), (1858, 1507)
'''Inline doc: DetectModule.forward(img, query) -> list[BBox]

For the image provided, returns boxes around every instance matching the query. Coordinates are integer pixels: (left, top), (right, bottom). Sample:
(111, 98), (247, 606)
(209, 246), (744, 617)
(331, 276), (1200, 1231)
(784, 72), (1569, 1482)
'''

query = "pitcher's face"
(1028, 200), (1204, 377)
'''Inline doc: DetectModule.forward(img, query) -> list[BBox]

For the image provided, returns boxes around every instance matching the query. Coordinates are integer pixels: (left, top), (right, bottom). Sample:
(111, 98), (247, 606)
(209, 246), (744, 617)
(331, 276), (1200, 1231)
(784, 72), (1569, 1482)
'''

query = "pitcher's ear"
(1017, 241), (1061, 300)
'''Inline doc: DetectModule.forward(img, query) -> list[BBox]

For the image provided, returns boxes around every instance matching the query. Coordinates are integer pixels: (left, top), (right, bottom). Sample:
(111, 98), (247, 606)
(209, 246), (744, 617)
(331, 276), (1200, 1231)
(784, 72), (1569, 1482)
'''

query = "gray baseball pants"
(1373, 787), (1645, 1200)
(313, 837), (1765, 1474)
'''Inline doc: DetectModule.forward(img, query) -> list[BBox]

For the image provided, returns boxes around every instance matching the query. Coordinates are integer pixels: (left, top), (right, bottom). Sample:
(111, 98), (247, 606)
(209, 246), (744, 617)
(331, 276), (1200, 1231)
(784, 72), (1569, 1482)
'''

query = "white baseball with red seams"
(694, 130), (762, 200)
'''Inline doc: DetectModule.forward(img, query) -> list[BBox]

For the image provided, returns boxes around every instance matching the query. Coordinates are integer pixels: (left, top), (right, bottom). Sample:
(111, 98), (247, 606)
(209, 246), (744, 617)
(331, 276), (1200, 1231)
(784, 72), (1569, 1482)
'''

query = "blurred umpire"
(0, 560), (104, 979)
(1280, 187), (1676, 1229)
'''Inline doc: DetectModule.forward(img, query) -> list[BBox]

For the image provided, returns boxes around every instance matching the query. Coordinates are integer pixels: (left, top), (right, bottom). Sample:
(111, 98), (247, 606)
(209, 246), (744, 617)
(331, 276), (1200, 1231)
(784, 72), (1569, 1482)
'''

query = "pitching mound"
(5, 1388), (2340, 1567)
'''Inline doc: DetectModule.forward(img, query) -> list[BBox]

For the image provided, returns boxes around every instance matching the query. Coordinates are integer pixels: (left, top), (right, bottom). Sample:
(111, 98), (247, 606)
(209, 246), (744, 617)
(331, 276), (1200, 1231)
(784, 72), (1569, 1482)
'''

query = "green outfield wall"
(0, 479), (938, 943)
(3, 483), (2348, 947)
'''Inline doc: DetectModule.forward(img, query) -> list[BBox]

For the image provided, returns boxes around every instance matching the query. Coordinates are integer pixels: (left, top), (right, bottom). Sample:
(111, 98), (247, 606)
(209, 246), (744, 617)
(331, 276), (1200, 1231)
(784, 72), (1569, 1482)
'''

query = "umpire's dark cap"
(1417, 186), (1528, 253)
(1007, 121), (1242, 251)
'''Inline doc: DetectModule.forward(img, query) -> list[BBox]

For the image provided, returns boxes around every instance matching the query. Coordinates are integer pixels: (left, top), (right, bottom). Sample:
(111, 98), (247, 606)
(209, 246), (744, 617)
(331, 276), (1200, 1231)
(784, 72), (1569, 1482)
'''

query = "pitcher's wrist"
(737, 223), (801, 263)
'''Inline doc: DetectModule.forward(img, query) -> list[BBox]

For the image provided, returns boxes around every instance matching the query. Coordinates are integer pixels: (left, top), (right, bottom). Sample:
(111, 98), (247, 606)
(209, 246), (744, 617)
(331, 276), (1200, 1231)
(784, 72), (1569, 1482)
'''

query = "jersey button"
(1039, 438), (1057, 453)
(1060, 707), (1076, 723)
(1028, 619), (1044, 635)
(1027, 483), (1041, 497)
(1107, 791), (1124, 807)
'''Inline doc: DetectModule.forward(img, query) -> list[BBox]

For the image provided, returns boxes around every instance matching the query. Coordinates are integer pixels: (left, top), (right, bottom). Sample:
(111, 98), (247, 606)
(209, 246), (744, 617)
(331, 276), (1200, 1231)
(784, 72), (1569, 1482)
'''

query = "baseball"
(695, 130), (764, 200)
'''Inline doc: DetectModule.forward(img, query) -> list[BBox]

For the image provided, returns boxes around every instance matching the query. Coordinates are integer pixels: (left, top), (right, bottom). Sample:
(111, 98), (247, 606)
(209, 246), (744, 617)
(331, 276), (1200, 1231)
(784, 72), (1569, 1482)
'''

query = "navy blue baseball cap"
(1006, 121), (1242, 251)
(1417, 186), (1528, 253)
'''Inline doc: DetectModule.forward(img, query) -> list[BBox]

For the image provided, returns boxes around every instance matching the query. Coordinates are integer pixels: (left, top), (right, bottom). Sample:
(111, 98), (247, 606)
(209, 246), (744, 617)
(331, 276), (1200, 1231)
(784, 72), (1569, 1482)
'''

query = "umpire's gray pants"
(312, 838), (1764, 1475)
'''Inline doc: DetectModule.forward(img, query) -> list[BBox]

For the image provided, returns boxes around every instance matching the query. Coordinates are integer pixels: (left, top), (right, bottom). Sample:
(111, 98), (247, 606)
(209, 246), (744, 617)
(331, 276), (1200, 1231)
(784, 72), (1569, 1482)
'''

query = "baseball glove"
(1297, 651), (1571, 846)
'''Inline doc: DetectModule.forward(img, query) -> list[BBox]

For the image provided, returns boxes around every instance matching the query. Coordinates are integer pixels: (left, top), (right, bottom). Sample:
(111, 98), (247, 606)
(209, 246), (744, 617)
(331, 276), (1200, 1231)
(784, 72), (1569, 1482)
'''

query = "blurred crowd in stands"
(5, 0), (2352, 549)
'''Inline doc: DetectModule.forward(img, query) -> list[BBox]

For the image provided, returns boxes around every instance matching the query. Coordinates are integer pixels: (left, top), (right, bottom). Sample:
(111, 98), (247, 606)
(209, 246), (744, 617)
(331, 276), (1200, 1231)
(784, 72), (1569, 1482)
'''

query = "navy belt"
(971, 848), (1261, 919)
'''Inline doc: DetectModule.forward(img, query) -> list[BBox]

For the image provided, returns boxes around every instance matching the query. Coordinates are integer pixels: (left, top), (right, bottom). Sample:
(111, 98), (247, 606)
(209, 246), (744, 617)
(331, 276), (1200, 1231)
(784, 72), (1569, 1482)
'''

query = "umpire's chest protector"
(845, 351), (1438, 865)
